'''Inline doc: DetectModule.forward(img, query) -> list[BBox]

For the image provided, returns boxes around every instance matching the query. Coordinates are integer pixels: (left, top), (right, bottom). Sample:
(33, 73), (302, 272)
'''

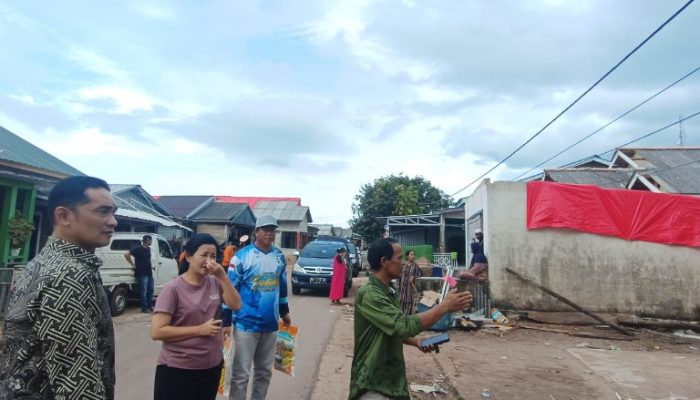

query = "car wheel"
(344, 279), (351, 297)
(352, 268), (359, 278)
(109, 286), (128, 316)
(292, 284), (301, 295)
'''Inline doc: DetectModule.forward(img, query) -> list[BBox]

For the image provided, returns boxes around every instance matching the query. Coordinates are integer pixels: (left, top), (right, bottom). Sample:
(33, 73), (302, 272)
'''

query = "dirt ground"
(311, 277), (700, 400)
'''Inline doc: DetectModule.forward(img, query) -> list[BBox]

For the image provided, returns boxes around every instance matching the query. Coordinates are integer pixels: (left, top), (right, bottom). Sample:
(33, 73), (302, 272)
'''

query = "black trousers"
(154, 362), (223, 400)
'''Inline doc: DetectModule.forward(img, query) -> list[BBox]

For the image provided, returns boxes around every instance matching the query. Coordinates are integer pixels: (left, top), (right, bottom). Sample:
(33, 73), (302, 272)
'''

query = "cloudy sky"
(1, 1), (699, 226)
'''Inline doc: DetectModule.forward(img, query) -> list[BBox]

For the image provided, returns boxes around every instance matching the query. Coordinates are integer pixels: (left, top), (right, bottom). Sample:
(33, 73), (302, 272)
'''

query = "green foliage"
(350, 175), (453, 240)
(9, 210), (34, 248)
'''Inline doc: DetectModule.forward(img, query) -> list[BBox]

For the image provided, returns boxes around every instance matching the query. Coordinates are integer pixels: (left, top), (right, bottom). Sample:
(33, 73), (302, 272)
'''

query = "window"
(281, 232), (296, 249)
(158, 239), (174, 259)
(110, 239), (140, 251)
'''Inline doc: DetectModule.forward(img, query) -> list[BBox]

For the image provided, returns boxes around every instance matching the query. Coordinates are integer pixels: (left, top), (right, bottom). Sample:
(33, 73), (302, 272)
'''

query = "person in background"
(0, 176), (118, 399)
(460, 228), (488, 281)
(349, 238), (472, 400)
(125, 234), (155, 313)
(227, 215), (291, 400)
(222, 239), (237, 268)
(398, 249), (422, 314)
(329, 247), (348, 304)
(151, 233), (242, 400)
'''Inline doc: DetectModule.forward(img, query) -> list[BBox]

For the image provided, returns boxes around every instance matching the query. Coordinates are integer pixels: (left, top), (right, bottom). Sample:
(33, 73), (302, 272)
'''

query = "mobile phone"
(419, 332), (450, 352)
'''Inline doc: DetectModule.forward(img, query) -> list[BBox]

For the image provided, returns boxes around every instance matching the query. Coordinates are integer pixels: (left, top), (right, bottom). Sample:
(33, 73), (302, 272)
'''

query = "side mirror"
(293, 251), (300, 258)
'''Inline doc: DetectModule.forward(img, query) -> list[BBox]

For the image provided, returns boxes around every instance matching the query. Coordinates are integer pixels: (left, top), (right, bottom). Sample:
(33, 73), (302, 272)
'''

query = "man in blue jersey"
(228, 215), (291, 400)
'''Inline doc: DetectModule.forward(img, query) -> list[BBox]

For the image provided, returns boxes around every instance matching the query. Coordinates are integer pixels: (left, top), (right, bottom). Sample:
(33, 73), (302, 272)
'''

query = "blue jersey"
(227, 244), (289, 332)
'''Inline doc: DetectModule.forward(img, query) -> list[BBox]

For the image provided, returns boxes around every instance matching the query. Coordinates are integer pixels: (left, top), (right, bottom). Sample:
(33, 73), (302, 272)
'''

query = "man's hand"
(281, 314), (292, 326)
(405, 337), (437, 353)
(441, 289), (473, 312)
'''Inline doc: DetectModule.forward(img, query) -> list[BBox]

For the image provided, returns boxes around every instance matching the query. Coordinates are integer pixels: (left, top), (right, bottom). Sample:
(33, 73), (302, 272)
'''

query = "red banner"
(527, 181), (700, 248)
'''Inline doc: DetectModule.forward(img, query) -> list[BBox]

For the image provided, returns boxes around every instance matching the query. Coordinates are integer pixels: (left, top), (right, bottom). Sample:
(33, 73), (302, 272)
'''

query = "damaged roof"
(543, 168), (634, 189)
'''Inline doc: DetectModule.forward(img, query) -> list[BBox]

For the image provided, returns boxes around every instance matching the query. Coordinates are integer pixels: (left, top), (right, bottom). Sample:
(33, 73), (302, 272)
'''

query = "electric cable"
(450, 0), (696, 197)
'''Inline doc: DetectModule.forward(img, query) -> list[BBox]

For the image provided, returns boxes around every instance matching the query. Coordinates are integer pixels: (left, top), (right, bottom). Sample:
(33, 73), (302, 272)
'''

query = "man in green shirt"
(349, 238), (473, 400)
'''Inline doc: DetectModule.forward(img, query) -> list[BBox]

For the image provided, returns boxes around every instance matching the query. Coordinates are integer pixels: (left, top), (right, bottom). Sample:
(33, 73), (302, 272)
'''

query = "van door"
(155, 238), (178, 294)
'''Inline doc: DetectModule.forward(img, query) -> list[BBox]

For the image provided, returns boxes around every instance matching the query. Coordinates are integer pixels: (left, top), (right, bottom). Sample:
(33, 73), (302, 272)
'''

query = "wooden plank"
(506, 267), (635, 337)
(617, 316), (700, 331)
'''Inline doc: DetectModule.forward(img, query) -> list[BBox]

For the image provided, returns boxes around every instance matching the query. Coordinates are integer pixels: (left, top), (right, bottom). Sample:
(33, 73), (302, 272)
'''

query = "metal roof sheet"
(0, 125), (84, 176)
(544, 168), (634, 189)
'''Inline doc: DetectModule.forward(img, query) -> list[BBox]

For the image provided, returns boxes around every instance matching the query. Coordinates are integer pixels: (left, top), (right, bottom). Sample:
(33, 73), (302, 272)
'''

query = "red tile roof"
(215, 196), (301, 208)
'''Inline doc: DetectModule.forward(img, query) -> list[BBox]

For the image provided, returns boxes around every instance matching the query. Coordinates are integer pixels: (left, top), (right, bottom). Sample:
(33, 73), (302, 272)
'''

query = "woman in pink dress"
(329, 247), (347, 304)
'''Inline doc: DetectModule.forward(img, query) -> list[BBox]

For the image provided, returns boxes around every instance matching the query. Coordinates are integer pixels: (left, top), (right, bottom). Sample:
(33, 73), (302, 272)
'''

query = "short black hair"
(48, 176), (110, 224)
(178, 233), (219, 275)
(142, 235), (152, 242)
(367, 238), (398, 271)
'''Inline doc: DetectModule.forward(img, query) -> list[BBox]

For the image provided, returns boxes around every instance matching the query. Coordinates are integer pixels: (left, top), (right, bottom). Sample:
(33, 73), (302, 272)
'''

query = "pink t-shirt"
(155, 275), (224, 369)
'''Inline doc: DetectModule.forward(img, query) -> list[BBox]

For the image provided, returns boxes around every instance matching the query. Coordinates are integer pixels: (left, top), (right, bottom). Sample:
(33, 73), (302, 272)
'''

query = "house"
(464, 179), (700, 320)
(156, 195), (314, 251)
(542, 147), (700, 194)
(0, 125), (83, 265)
(108, 185), (191, 242)
(611, 147), (700, 194)
(377, 206), (466, 265)
(187, 201), (256, 245)
(250, 199), (313, 250)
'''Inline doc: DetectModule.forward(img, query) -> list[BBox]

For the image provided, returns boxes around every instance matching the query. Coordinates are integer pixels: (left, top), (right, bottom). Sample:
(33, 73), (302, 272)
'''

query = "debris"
(506, 268), (635, 337)
(672, 330), (700, 341)
(607, 345), (621, 351)
(410, 383), (447, 395)
(419, 291), (440, 308)
(617, 316), (700, 332)
(480, 389), (492, 398)
(492, 308), (510, 325)
(520, 324), (635, 341)
(527, 311), (603, 326)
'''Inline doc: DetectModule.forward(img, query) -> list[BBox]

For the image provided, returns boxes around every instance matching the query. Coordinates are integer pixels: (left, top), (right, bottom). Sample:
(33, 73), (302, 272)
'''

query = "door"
(155, 238), (178, 294)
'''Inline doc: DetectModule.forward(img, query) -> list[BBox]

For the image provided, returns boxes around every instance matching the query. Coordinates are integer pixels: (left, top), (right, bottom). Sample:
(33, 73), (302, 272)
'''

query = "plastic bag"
(274, 322), (299, 376)
(217, 330), (234, 398)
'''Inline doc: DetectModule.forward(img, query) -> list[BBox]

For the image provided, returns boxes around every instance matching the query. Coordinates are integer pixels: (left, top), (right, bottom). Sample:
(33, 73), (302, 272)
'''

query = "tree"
(350, 175), (453, 240)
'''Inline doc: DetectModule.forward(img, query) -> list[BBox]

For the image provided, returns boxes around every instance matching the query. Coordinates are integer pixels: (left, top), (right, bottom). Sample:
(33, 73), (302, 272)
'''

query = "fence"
(0, 263), (23, 319)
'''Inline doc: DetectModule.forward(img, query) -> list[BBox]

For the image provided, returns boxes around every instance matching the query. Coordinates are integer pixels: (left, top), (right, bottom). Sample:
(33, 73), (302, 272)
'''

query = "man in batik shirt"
(0, 176), (118, 400)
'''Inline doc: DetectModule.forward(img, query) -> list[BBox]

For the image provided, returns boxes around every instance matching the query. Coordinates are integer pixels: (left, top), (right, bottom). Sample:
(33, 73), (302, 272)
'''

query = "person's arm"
(123, 250), (135, 267)
(150, 284), (223, 342)
(36, 270), (108, 399)
(359, 287), (423, 339)
(150, 312), (222, 342)
(278, 254), (291, 326)
(415, 289), (472, 329)
(207, 258), (241, 311)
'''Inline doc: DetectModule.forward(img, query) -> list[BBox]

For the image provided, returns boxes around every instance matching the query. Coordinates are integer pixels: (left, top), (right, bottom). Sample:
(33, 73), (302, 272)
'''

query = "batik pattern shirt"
(227, 244), (289, 333)
(349, 275), (423, 400)
(0, 237), (115, 400)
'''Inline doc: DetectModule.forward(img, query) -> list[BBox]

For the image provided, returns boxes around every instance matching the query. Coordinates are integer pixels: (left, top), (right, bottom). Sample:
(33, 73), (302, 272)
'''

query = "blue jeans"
(137, 275), (154, 311)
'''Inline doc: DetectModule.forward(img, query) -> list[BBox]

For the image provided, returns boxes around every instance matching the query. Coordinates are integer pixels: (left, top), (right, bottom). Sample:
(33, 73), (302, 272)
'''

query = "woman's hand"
(205, 258), (227, 278)
(197, 319), (222, 336)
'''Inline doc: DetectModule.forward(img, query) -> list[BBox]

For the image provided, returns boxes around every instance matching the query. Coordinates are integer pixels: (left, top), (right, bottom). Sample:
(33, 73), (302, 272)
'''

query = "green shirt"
(349, 275), (423, 400)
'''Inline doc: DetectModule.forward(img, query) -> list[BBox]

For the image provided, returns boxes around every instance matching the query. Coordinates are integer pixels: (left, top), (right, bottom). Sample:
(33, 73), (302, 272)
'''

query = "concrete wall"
(483, 181), (700, 320)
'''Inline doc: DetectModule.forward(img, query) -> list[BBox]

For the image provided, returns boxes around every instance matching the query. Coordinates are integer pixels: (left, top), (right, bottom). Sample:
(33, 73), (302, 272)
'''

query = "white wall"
(482, 181), (700, 320)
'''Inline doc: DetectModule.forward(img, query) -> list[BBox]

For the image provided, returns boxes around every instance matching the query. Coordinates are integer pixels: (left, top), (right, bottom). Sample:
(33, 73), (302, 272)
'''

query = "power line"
(599, 110), (700, 156)
(512, 65), (700, 181)
(516, 110), (700, 182)
(450, 0), (696, 197)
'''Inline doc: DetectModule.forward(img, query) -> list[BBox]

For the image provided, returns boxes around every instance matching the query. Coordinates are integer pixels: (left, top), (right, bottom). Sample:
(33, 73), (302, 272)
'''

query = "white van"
(95, 232), (179, 316)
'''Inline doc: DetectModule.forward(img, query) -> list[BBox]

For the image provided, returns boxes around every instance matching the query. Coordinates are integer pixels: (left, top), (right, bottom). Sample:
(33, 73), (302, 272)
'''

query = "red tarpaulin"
(527, 181), (700, 248)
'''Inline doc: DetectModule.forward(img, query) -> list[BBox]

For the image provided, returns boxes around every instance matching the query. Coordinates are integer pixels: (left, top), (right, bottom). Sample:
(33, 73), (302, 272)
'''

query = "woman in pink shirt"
(151, 233), (242, 400)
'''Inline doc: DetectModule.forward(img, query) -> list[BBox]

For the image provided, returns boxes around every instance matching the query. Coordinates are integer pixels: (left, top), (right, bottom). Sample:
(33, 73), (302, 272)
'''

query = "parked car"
(291, 239), (352, 296)
(347, 243), (362, 277)
(95, 232), (179, 316)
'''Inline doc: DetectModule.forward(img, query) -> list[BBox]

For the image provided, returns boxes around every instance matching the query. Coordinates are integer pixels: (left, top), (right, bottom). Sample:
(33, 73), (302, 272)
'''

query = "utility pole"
(678, 115), (685, 146)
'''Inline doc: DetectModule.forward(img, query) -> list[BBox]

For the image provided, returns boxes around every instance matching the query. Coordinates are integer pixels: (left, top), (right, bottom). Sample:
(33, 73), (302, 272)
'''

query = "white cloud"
(77, 86), (154, 115)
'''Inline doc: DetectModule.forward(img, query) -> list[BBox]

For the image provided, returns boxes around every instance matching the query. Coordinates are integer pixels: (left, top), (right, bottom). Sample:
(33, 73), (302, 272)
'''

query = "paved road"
(113, 276), (350, 400)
